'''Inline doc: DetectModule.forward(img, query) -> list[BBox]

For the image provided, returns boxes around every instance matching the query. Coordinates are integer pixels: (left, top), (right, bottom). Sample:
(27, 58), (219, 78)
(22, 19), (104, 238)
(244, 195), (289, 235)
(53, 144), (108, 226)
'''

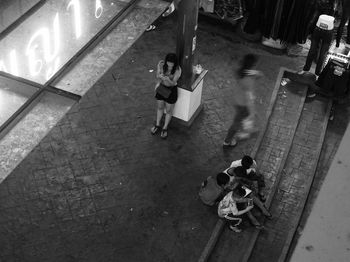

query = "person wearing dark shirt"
(336, 0), (350, 47)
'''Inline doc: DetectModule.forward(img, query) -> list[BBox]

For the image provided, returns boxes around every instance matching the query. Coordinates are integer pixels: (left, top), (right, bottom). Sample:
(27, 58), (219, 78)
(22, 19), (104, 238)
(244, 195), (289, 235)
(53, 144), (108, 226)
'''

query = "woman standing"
(151, 53), (181, 139)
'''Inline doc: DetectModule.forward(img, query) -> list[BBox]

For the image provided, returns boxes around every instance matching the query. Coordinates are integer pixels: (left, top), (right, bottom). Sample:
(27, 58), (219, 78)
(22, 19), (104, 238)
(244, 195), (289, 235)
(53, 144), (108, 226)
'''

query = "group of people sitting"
(199, 155), (272, 232)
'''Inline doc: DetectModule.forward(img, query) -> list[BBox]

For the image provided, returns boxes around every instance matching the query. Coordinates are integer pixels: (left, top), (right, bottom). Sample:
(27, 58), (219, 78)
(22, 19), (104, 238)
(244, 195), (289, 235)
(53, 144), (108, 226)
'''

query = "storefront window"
(0, 75), (39, 127)
(0, 0), (42, 33)
(0, 0), (131, 85)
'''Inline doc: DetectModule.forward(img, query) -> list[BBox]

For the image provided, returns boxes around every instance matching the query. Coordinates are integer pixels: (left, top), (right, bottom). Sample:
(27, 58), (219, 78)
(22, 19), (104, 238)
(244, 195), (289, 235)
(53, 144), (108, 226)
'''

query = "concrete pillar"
(173, 0), (207, 126)
(176, 0), (199, 91)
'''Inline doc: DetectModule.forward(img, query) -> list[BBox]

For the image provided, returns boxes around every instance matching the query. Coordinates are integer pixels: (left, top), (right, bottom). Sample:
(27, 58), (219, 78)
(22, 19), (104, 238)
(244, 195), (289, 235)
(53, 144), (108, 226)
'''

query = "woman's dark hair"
(163, 53), (178, 75)
(241, 155), (253, 169)
(237, 53), (258, 78)
(216, 172), (229, 186)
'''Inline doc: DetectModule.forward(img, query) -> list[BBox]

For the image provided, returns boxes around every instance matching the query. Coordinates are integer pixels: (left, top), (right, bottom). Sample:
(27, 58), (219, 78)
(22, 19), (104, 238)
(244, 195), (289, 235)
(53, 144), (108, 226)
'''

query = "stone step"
(249, 95), (332, 262)
(201, 68), (309, 262)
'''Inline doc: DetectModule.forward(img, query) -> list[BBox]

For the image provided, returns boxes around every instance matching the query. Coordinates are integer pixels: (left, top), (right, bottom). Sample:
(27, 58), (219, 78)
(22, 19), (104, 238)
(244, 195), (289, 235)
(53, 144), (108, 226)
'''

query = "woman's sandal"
(151, 125), (161, 135)
(145, 24), (156, 32)
(160, 129), (168, 139)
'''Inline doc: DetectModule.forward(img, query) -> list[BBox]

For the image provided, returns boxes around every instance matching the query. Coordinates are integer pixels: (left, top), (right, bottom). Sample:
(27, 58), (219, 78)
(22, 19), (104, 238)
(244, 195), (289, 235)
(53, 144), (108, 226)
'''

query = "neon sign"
(0, 0), (128, 85)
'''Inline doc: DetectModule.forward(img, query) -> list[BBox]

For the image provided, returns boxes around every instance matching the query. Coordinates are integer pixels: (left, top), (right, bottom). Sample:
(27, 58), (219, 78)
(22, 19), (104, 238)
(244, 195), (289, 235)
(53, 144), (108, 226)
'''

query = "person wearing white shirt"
(230, 155), (266, 202)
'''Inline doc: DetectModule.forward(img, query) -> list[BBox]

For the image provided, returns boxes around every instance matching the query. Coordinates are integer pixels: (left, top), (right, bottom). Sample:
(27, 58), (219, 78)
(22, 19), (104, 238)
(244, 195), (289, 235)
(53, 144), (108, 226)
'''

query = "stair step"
(209, 68), (308, 262)
(249, 96), (332, 262)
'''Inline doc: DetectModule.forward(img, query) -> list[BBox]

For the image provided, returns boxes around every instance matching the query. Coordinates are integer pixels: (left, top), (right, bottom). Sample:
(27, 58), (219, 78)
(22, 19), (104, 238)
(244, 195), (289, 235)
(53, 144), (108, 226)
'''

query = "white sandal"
(145, 25), (156, 32)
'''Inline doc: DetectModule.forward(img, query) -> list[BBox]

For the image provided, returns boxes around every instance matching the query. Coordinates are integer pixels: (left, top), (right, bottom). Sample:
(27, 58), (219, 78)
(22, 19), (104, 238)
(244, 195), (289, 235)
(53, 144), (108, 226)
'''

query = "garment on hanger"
(243, 0), (266, 34)
(303, 15), (334, 76)
(280, 1), (319, 44)
(336, 0), (350, 47)
(273, 0), (294, 40)
(316, 58), (350, 97)
(262, 0), (279, 38)
(269, 0), (285, 39)
(243, 0), (335, 44)
(288, 0), (334, 44)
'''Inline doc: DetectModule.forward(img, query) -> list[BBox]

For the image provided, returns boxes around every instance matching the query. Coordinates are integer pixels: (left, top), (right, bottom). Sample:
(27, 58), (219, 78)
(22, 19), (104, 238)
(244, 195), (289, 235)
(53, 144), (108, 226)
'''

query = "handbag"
(156, 83), (172, 99)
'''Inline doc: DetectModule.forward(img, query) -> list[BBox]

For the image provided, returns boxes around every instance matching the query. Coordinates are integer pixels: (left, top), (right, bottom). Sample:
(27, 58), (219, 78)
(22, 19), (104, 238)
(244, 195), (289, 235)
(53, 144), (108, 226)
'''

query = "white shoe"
(281, 78), (290, 86)
(229, 225), (242, 232)
(307, 92), (316, 98)
(162, 2), (175, 17)
(223, 139), (237, 147)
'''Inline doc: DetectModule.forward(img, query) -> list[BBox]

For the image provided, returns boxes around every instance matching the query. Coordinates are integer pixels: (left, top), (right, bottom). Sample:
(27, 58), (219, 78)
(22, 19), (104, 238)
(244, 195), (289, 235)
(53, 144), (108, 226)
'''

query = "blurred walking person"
(223, 53), (262, 147)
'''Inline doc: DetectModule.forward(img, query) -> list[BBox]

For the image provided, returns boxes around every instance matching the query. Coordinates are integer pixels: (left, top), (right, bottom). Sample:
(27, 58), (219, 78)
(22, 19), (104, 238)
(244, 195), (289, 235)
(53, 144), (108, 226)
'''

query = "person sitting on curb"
(198, 157), (268, 206)
(236, 182), (272, 220)
(223, 166), (271, 216)
(231, 156), (267, 201)
(198, 161), (245, 206)
(218, 186), (255, 232)
(218, 185), (271, 232)
(199, 172), (230, 206)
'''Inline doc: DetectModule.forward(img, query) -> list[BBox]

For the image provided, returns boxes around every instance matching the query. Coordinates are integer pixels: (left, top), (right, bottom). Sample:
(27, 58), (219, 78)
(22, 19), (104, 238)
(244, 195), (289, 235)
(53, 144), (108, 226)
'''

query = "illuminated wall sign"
(0, 0), (130, 85)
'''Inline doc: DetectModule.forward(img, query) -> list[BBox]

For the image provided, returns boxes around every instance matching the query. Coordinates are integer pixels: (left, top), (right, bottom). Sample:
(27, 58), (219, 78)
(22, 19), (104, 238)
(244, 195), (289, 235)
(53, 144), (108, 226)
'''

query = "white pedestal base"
(172, 70), (207, 126)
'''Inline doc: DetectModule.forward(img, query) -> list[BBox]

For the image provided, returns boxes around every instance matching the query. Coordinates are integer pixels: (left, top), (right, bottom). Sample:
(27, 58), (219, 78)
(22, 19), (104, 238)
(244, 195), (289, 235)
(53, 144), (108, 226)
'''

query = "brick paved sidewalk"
(0, 15), (345, 262)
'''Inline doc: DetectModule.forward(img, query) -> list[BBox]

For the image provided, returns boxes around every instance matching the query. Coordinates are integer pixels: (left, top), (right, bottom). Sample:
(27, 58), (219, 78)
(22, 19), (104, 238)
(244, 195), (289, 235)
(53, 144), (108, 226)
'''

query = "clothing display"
(243, 0), (336, 44)
(207, 0), (341, 45)
(316, 58), (350, 98)
(243, 0), (265, 34)
(214, 0), (243, 20)
(336, 0), (350, 47)
(303, 23), (334, 76)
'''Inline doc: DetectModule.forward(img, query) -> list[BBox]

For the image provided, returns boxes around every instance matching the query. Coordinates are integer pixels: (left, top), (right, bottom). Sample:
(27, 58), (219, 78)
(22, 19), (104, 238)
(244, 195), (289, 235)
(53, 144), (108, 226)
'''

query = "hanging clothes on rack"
(243, 0), (266, 34)
(270, 0), (286, 39)
(273, 0), (295, 41)
(243, 0), (335, 44)
(261, 0), (279, 38)
(336, 0), (350, 47)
